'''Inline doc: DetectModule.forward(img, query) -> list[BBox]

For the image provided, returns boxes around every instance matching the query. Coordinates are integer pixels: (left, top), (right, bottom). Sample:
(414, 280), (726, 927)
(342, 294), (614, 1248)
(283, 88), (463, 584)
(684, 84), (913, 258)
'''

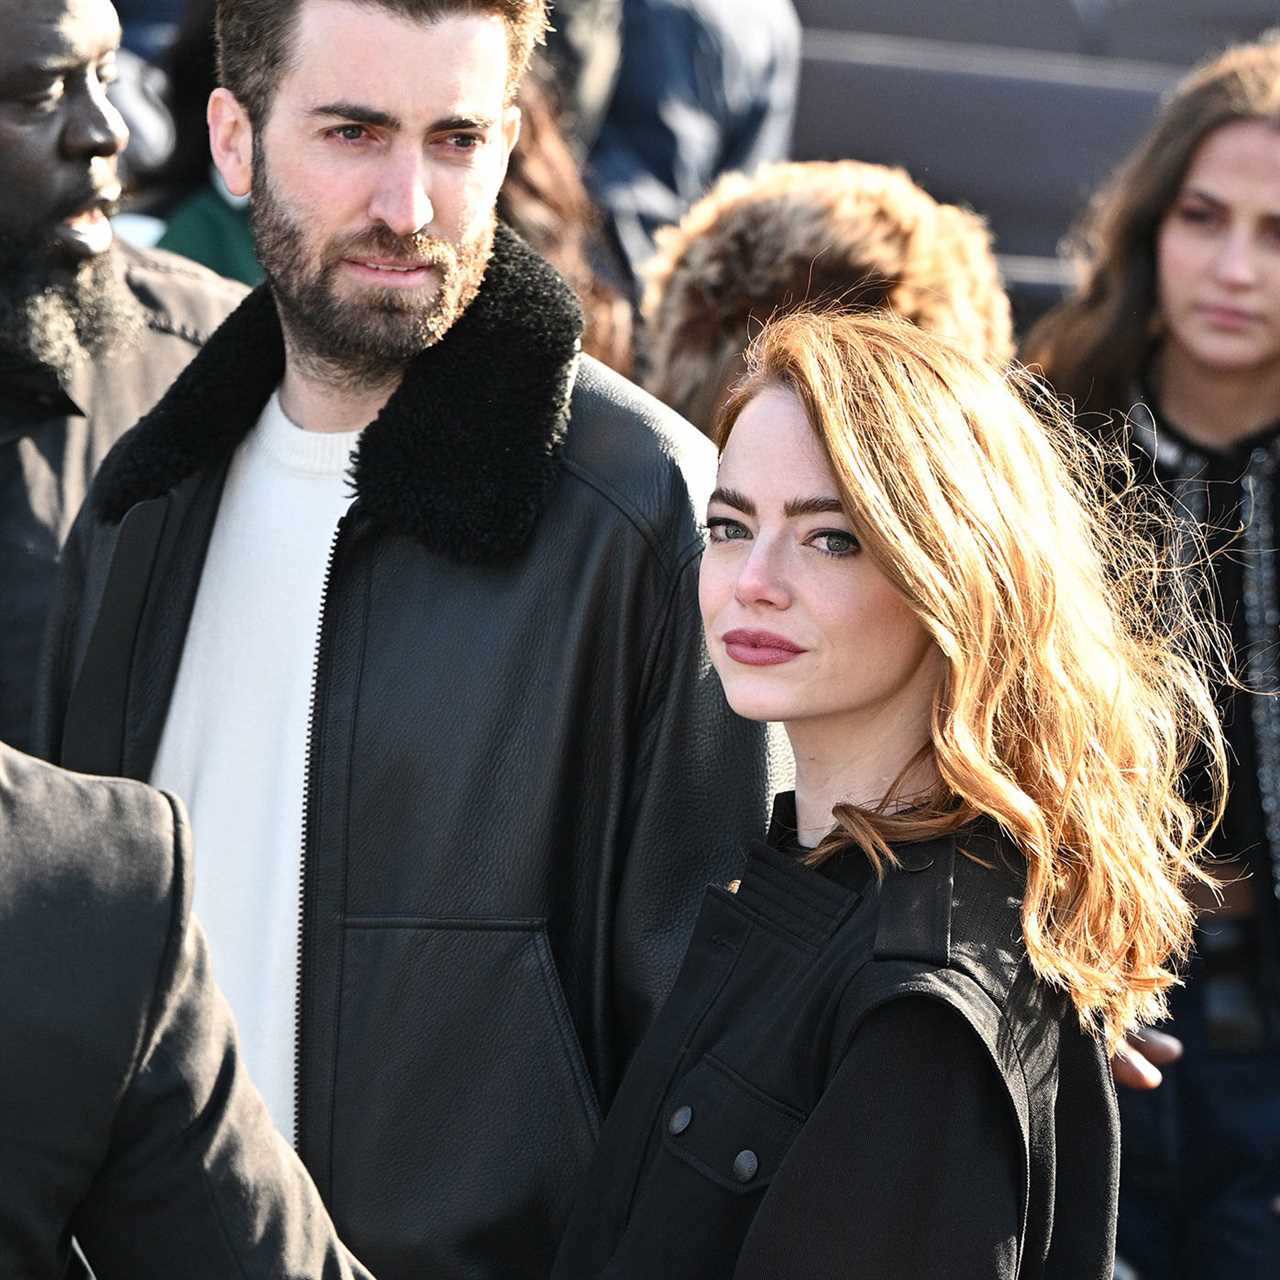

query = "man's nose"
(368, 151), (435, 238)
(63, 80), (129, 161)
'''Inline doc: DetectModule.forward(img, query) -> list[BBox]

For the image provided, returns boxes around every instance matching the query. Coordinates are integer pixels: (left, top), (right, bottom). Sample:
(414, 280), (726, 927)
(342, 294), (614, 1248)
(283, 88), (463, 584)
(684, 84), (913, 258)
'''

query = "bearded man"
(35, 1), (773, 1276)
(0, 0), (245, 755)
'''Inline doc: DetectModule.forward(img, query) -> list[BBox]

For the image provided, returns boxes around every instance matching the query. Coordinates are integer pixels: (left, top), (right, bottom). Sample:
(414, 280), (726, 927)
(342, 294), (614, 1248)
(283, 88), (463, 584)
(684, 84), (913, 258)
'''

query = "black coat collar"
(94, 224), (584, 562)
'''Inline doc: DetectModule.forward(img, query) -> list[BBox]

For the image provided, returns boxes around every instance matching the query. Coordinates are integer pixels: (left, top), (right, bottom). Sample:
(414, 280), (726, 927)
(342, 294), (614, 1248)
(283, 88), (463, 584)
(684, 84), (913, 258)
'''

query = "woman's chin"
(719, 684), (801, 725)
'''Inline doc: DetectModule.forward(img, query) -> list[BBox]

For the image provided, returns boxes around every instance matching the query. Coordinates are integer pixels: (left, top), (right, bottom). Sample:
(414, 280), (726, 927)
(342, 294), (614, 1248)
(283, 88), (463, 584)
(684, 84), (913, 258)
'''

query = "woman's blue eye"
(812, 530), (859, 557)
(706, 517), (749, 541)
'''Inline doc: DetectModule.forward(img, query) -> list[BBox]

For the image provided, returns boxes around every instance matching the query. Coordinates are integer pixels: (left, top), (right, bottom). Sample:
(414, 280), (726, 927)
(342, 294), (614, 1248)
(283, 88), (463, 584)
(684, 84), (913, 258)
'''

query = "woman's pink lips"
(1199, 304), (1258, 329)
(721, 629), (806, 666)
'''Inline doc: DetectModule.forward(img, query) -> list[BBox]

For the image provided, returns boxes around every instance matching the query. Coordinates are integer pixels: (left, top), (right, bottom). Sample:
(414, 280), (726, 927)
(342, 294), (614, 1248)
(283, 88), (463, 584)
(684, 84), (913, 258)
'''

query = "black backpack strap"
(873, 832), (956, 964)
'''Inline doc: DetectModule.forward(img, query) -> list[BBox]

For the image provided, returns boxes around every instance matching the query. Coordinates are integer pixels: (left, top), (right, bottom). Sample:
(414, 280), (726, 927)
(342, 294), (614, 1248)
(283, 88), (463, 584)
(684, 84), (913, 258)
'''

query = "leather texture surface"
(34, 233), (776, 1278)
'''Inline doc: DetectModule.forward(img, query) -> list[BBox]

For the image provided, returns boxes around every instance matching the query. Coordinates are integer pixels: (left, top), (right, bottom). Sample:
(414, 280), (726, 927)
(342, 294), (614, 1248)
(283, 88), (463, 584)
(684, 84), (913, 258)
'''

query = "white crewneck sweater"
(150, 392), (361, 1143)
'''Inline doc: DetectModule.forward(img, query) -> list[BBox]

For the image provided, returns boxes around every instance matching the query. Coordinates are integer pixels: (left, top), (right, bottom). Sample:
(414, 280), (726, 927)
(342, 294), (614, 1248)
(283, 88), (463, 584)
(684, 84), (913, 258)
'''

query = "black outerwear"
(33, 226), (773, 1278)
(0, 243), (246, 754)
(0, 743), (370, 1279)
(552, 807), (1120, 1279)
(1125, 400), (1280, 1038)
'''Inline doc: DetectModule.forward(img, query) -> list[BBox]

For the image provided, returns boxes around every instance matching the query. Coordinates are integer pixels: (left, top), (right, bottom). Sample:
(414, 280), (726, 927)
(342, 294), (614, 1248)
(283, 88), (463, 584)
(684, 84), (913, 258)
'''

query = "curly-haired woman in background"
(1024, 35), (1280, 1278)
(640, 159), (1013, 435)
(552, 309), (1226, 1278)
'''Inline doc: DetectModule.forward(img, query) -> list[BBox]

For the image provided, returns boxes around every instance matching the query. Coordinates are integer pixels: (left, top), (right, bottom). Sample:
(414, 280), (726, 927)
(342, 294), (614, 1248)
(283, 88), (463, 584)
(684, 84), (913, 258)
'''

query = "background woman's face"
(1156, 120), (1280, 380)
(699, 386), (939, 745)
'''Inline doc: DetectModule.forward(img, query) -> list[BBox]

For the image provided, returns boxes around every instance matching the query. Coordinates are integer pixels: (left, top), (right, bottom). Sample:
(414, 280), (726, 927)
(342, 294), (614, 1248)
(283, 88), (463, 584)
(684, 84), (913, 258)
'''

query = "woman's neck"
(786, 717), (939, 849)
(1153, 345), (1280, 449)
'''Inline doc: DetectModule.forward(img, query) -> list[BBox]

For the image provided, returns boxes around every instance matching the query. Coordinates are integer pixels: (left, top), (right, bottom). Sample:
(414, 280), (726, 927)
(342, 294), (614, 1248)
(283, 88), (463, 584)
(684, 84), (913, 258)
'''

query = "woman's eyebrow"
(784, 496), (845, 517)
(708, 490), (845, 518)
(709, 486), (754, 514)
(1180, 187), (1226, 209)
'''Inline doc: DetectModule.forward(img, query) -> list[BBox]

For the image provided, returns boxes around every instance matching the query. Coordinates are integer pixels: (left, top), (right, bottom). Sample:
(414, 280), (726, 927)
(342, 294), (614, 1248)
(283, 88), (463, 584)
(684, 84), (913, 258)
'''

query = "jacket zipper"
(295, 513), (346, 1152)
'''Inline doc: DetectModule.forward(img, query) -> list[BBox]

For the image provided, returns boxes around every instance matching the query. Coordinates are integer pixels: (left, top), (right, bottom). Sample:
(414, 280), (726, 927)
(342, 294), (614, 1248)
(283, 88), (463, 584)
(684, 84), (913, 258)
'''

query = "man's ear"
(207, 87), (254, 197)
(501, 103), (521, 163)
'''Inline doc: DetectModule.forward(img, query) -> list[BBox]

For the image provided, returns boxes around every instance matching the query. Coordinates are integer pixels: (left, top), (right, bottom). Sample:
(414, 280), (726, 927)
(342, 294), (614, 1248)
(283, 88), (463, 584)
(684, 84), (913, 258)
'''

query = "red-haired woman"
(1025, 34), (1280, 1277)
(552, 309), (1225, 1278)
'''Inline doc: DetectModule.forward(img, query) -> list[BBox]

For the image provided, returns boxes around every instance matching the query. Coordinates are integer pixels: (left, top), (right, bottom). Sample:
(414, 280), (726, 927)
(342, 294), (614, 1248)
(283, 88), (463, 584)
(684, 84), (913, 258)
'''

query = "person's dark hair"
(215, 0), (549, 125)
(1023, 33), (1280, 414)
(146, 0), (218, 203)
(498, 62), (631, 375)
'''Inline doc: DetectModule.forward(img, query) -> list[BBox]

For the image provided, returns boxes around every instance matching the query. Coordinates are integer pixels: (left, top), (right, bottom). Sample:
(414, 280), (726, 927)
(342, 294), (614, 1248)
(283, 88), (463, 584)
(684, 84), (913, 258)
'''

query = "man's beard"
(250, 148), (494, 391)
(0, 240), (144, 379)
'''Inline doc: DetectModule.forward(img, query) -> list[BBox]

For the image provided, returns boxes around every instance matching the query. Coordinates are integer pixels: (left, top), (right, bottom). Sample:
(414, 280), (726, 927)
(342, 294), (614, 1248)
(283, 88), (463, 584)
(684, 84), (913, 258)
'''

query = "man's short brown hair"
(216, 0), (548, 124)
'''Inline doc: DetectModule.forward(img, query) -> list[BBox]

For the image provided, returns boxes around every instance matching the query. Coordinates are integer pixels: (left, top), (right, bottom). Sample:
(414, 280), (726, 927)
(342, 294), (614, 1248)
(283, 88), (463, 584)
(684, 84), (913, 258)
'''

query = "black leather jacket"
(553, 804), (1118, 1280)
(35, 228), (774, 1278)
(0, 743), (369, 1279)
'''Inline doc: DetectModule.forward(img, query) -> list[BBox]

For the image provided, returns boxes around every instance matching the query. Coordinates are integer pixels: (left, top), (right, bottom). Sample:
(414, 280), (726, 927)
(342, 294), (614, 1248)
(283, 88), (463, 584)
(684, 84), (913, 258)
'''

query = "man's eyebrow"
(21, 34), (121, 76)
(709, 487), (754, 516)
(784, 495), (845, 517)
(306, 106), (496, 134)
(309, 101), (402, 129)
(18, 54), (98, 76)
(430, 113), (498, 133)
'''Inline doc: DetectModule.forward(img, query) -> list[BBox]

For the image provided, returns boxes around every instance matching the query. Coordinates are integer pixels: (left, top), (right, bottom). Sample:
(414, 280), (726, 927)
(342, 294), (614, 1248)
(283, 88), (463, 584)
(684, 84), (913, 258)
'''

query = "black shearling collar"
(93, 223), (584, 562)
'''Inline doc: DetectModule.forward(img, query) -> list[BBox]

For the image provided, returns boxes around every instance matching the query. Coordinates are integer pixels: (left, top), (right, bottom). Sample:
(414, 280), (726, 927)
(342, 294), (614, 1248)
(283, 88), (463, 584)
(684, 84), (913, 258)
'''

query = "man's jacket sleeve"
(31, 498), (94, 765)
(71, 792), (374, 1280)
(608, 548), (779, 1096)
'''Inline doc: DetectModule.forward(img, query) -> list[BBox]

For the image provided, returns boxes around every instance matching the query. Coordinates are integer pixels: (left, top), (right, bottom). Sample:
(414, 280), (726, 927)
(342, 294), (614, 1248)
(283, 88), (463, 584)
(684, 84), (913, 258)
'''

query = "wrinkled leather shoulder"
(563, 356), (718, 563)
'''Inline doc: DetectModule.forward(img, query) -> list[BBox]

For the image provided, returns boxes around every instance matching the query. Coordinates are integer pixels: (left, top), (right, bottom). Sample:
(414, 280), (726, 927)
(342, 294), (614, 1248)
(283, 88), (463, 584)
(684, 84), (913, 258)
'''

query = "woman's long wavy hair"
(716, 311), (1228, 1048)
(1022, 33), (1280, 413)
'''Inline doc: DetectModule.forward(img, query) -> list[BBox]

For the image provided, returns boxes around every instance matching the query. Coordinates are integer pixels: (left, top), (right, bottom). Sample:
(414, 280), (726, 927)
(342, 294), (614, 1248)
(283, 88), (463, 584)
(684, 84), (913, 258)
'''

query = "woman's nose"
(733, 539), (792, 609)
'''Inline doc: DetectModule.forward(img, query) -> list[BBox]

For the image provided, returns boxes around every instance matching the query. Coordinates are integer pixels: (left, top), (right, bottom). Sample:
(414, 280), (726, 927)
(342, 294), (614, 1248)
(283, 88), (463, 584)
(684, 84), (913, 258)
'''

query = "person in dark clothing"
(0, 0), (247, 755)
(0, 741), (371, 1279)
(552, 310), (1228, 1278)
(114, 0), (183, 61)
(1024, 35), (1280, 1278)
(541, 0), (622, 157)
(586, 0), (801, 293)
(33, 1), (773, 1275)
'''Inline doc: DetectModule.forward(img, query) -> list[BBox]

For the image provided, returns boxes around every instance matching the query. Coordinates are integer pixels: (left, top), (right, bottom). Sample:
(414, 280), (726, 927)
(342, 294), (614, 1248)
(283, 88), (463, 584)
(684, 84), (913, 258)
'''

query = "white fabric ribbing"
(150, 391), (361, 1144)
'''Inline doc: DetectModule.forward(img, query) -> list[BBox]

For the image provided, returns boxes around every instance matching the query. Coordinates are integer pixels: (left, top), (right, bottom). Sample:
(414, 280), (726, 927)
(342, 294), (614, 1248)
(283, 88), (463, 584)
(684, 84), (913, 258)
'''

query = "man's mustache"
(328, 226), (457, 269)
(52, 184), (123, 224)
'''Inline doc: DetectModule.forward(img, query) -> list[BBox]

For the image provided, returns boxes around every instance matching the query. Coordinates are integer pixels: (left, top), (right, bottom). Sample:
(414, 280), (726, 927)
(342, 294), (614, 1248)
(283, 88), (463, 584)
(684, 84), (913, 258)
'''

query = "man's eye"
(810, 530), (860, 557)
(706, 517), (749, 542)
(21, 85), (62, 111)
(445, 133), (482, 150)
(330, 124), (368, 143)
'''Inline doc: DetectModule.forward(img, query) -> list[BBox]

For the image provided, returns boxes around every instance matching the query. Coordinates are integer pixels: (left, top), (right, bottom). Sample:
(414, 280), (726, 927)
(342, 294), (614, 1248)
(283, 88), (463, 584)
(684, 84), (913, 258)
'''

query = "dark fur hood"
(94, 223), (584, 562)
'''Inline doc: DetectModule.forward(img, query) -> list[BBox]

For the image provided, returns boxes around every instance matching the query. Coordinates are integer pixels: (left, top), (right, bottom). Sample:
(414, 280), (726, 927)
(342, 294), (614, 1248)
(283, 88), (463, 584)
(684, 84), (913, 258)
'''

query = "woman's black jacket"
(553, 807), (1120, 1279)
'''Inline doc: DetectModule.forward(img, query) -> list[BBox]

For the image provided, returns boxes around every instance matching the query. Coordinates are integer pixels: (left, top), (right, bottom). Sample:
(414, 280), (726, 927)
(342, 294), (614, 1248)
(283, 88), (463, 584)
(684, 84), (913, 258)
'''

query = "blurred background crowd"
(106, 0), (1278, 362)
(24, 2), (1280, 1276)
